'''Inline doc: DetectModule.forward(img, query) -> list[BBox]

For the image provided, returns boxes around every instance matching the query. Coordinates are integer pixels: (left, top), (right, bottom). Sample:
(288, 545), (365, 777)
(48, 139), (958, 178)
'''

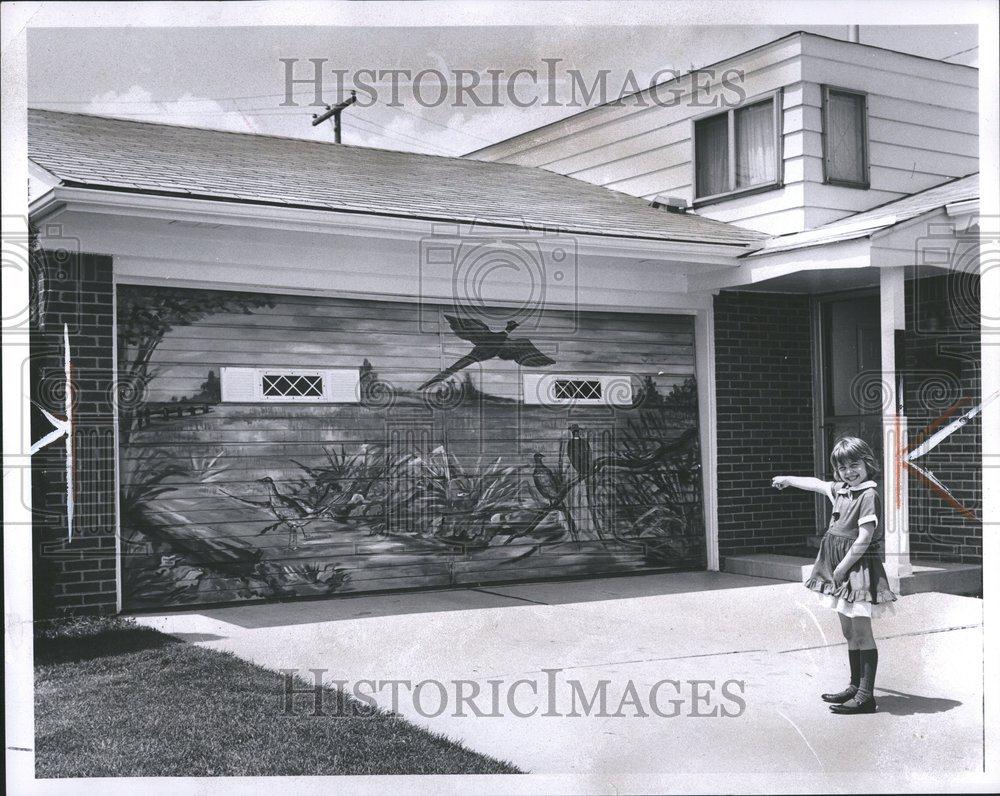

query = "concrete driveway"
(132, 571), (985, 790)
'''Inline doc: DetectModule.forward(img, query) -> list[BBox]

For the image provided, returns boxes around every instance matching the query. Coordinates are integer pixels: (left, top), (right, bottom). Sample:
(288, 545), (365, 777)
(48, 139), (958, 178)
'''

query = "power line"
(338, 115), (462, 156)
(311, 91), (358, 143)
(31, 88), (334, 105)
(30, 99), (488, 150)
(939, 45), (978, 62)
(29, 89), (508, 146)
(31, 100), (465, 157)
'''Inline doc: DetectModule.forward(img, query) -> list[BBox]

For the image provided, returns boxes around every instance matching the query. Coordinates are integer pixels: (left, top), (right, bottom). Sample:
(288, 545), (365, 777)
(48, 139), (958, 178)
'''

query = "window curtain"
(827, 91), (865, 184)
(695, 115), (729, 197)
(735, 100), (776, 187)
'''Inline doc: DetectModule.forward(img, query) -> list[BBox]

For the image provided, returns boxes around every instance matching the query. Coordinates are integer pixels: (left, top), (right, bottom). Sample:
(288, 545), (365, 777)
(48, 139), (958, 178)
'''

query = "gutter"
(740, 215), (897, 258)
(30, 184), (754, 265)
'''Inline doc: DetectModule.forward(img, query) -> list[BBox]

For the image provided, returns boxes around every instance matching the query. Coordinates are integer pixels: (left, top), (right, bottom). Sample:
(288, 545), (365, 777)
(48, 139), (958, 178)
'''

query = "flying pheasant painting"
(419, 314), (555, 391)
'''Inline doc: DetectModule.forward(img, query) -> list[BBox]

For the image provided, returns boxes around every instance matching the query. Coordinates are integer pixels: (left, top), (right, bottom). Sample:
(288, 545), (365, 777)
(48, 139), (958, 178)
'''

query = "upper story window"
(822, 86), (869, 188)
(693, 90), (783, 205)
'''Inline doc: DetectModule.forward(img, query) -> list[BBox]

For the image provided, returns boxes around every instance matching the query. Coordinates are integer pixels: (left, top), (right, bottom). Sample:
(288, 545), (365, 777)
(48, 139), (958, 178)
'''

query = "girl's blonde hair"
(829, 436), (880, 475)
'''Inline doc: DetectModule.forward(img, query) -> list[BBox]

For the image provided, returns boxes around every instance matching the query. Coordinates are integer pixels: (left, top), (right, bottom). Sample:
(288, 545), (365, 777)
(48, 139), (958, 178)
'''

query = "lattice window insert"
(553, 379), (603, 401)
(220, 367), (361, 403)
(262, 373), (324, 398)
(522, 373), (634, 406)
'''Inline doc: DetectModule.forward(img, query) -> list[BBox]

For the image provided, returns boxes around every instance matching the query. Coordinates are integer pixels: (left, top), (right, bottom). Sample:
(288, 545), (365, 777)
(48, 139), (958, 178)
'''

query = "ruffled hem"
(804, 576), (898, 606)
(814, 591), (897, 619)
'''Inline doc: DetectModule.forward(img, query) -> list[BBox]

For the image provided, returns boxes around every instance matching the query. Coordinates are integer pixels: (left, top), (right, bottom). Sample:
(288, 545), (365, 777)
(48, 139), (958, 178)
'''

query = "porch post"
(879, 267), (912, 585)
(695, 306), (720, 571)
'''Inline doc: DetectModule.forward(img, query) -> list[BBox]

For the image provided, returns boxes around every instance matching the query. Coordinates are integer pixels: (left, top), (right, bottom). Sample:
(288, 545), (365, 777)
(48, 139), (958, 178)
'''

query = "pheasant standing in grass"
(220, 476), (319, 550)
(567, 424), (603, 540)
(290, 458), (369, 521)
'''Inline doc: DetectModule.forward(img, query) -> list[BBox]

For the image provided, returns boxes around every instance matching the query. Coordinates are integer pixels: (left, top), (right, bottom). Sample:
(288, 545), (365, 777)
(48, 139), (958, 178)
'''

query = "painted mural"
(117, 286), (704, 609)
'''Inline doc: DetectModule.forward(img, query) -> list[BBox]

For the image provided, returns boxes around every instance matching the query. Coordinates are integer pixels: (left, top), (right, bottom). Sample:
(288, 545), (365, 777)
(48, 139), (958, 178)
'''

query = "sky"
(27, 23), (978, 157)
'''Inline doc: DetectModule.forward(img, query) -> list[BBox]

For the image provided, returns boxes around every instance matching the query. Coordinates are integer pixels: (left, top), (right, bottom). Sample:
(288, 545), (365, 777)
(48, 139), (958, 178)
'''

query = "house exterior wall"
(30, 250), (118, 616)
(712, 291), (816, 556)
(48, 205), (714, 315)
(468, 35), (808, 235)
(469, 33), (977, 237)
(903, 273), (982, 564)
(29, 198), (728, 615)
(796, 35), (978, 229)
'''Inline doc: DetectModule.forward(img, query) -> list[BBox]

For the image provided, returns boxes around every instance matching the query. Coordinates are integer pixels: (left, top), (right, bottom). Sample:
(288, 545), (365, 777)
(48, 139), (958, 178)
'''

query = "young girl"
(772, 436), (897, 715)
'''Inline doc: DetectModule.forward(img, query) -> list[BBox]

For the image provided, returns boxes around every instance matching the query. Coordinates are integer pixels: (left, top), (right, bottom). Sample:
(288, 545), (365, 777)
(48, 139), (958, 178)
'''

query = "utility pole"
(311, 91), (358, 143)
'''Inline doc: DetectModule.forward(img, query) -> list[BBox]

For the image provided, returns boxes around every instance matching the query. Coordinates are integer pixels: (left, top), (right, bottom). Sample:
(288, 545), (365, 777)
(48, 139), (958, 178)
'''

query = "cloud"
(82, 85), (259, 133)
(334, 108), (462, 156)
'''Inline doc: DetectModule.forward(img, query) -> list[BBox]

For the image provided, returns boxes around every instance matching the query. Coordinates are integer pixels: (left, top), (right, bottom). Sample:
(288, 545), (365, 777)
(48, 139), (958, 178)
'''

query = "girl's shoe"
(829, 696), (877, 714)
(821, 686), (858, 704)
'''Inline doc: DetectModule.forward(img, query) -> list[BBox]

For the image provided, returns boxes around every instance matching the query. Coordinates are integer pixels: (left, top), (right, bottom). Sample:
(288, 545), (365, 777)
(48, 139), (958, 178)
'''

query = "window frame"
(522, 373), (634, 407)
(220, 366), (361, 403)
(691, 88), (784, 207)
(257, 369), (329, 402)
(821, 85), (870, 190)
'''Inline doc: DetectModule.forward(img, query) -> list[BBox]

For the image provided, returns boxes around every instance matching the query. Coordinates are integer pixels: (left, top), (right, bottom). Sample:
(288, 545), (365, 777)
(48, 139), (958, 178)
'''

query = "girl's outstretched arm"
(771, 475), (830, 494)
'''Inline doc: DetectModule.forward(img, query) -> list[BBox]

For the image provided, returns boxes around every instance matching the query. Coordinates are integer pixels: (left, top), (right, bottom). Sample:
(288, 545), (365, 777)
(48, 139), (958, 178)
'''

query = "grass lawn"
(34, 616), (522, 776)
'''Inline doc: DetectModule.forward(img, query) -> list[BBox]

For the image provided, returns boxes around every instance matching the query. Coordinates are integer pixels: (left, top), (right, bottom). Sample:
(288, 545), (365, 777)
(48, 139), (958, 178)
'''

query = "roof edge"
(33, 183), (757, 256)
(27, 107), (527, 168)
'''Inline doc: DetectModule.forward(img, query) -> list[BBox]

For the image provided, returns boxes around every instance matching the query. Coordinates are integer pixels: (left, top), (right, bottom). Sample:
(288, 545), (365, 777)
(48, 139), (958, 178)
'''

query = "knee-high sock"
(848, 649), (861, 688)
(856, 648), (878, 702)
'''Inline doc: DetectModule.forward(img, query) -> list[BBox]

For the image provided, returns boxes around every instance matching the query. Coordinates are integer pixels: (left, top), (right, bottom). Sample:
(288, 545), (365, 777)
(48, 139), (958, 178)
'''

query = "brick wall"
(30, 248), (118, 616)
(904, 273), (982, 564)
(713, 292), (816, 557)
(23, 256), (977, 616)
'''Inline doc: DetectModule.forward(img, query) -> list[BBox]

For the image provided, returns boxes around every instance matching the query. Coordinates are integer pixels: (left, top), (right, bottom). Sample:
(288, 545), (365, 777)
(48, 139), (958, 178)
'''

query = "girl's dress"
(805, 480), (898, 618)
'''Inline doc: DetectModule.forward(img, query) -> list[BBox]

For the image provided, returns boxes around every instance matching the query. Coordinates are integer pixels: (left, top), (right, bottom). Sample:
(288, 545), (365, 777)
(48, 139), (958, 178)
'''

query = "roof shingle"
(28, 109), (762, 246)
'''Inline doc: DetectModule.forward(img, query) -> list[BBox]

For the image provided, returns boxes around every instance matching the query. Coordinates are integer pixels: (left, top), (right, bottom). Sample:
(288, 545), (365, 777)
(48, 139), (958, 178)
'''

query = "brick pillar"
(904, 273), (982, 564)
(713, 291), (816, 557)
(30, 248), (117, 616)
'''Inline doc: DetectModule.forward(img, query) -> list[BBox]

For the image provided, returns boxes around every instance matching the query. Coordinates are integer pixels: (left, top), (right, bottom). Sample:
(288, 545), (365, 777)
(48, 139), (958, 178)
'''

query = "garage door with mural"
(117, 285), (705, 610)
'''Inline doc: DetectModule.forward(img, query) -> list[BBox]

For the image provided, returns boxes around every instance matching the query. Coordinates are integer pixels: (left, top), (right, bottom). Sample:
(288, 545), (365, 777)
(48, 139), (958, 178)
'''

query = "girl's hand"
(771, 476), (791, 490)
(832, 564), (849, 585)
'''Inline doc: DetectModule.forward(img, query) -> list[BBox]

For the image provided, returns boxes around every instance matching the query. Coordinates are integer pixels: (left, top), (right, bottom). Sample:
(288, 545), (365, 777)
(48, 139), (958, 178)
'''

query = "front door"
(815, 292), (882, 534)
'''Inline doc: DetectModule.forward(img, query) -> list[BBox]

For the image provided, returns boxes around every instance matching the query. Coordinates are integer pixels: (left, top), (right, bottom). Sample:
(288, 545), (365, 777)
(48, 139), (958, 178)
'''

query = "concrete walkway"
(132, 571), (984, 786)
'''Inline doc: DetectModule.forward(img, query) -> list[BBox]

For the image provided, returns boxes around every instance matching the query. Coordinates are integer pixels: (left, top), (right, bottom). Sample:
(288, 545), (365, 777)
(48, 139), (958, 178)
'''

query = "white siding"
(470, 35), (803, 163)
(470, 36), (808, 234)
(797, 34), (978, 226)
(469, 33), (978, 237)
(58, 209), (715, 315)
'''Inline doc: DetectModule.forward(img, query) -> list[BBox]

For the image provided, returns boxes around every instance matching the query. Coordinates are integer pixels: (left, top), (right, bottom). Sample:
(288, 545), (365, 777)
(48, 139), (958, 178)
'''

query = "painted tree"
(116, 286), (273, 446)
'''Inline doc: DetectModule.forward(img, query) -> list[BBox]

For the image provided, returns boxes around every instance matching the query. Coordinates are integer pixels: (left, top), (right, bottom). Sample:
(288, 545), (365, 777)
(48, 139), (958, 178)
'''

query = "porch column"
(879, 267), (912, 585)
(695, 306), (720, 571)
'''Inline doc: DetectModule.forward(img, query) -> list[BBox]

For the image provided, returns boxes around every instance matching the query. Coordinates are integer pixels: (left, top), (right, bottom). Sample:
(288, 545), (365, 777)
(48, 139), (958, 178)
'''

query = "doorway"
(812, 291), (883, 538)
